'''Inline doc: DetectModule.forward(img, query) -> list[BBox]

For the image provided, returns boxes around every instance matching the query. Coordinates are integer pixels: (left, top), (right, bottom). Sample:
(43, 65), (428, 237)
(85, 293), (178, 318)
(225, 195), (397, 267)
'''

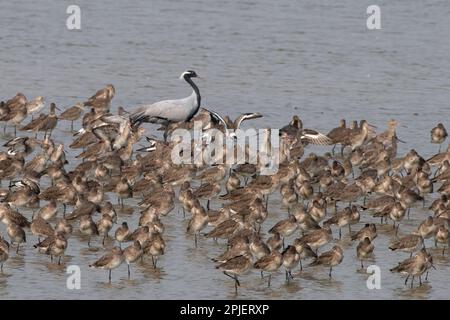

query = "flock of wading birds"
(0, 72), (450, 294)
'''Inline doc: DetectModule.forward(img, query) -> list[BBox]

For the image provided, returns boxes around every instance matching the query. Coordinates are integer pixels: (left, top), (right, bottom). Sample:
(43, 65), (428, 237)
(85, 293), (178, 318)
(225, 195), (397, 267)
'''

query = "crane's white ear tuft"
(179, 71), (189, 80)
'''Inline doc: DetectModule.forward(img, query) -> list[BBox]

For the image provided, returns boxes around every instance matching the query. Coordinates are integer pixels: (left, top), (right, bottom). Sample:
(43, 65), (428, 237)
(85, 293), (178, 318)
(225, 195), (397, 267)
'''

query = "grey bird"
(130, 70), (201, 127)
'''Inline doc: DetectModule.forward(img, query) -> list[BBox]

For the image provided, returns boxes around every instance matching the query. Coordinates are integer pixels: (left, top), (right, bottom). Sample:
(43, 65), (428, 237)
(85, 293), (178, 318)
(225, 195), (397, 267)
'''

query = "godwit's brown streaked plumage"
(430, 123), (448, 152)
(25, 96), (45, 119)
(0, 236), (10, 272)
(143, 232), (165, 268)
(356, 237), (374, 269)
(282, 245), (300, 283)
(89, 246), (124, 283)
(123, 240), (143, 278)
(298, 226), (332, 252)
(97, 214), (114, 246)
(1, 93), (28, 136)
(435, 225), (449, 255)
(253, 249), (283, 287)
(31, 216), (54, 241)
(268, 215), (298, 246)
(115, 222), (130, 247)
(83, 84), (115, 113)
(34, 103), (59, 138)
(389, 233), (423, 257)
(216, 252), (252, 293)
(309, 245), (344, 278)
(351, 223), (377, 242)
(187, 204), (208, 247)
(292, 239), (317, 270)
(59, 102), (84, 131)
(7, 222), (26, 253)
(79, 215), (99, 247)
(390, 248), (434, 287)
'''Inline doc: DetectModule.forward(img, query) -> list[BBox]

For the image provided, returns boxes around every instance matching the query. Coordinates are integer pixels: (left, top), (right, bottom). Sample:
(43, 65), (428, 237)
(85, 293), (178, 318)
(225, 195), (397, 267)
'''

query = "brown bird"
(253, 250), (282, 287)
(84, 84), (115, 112)
(389, 234), (423, 257)
(352, 223), (377, 242)
(25, 96), (45, 119)
(0, 236), (9, 272)
(390, 248), (435, 287)
(35, 103), (59, 138)
(31, 216), (54, 242)
(115, 222), (131, 247)
(123, 240), (143, 278)
(327, 119), (350, 155)
(1, 93), (28, 136)
(357, 237), (374, 269)
(298, 226), (332, 253)
(89, 246), (124, 283)
(79, 215), (99, 247)
(7, 222), (26, 253)
(20, 113), (46, 136)
(431, 123), (448, 152)
(59, 102), (84, 131)
(216, 252), (252, 293)
(309, 245), (344, 278)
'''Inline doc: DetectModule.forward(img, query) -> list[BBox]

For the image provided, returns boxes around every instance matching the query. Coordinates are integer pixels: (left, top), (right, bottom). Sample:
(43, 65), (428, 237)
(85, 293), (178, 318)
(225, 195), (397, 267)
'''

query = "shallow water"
(1, 0), (450, 299)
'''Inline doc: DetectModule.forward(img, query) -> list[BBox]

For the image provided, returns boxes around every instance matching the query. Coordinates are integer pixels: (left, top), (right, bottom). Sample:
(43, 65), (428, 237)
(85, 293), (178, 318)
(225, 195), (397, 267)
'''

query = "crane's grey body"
(132, 92), (197, 124)
(130, 70), (200, 126)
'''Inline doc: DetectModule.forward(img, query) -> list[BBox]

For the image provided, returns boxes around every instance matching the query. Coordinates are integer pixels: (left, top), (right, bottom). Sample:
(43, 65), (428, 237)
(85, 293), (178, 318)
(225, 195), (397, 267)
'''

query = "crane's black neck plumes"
(184, 74), (201, 110)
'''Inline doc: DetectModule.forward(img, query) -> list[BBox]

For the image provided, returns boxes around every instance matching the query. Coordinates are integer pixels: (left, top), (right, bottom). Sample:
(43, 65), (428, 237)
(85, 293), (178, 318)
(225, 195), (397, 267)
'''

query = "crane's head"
(180, 70), (198, 79)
